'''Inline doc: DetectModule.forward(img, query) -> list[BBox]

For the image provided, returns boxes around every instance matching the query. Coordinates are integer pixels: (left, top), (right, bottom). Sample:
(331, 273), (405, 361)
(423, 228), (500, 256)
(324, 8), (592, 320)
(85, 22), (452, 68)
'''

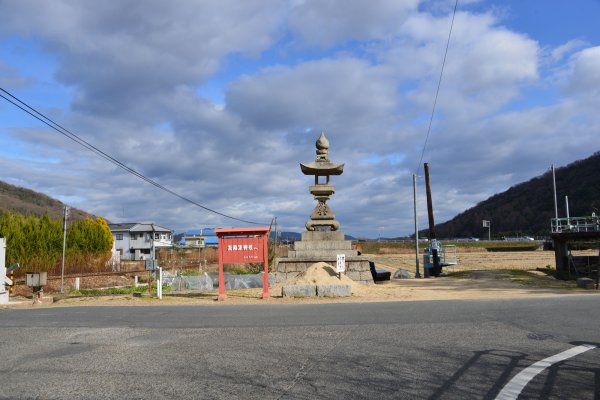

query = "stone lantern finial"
(315, 132), (329, 161)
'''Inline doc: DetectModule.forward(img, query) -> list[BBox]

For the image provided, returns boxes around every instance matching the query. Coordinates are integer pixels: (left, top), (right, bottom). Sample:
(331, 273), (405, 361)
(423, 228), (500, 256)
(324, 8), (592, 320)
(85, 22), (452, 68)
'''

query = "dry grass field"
(366, 249), (598, 275)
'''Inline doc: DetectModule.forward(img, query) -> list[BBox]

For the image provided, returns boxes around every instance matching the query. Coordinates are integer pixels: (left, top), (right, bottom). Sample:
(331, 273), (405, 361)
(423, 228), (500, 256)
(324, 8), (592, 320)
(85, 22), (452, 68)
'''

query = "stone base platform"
(287, 231), (358, 258)
(275, 255), (373, 285)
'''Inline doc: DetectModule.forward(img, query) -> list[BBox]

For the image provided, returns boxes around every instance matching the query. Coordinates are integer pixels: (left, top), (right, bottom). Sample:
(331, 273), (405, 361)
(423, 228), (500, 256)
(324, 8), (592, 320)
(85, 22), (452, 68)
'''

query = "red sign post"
(215, 227), (270, 300)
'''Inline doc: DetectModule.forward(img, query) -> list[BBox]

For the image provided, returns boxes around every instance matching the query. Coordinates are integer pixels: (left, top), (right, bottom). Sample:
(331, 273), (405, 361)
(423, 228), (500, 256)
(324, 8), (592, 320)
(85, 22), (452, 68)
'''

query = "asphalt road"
(1, 296), (599, 399)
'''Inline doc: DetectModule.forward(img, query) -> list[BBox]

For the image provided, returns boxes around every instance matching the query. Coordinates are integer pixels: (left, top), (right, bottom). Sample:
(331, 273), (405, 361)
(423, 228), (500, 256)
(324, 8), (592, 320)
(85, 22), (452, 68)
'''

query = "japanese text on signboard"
(220, 237), (264, 264)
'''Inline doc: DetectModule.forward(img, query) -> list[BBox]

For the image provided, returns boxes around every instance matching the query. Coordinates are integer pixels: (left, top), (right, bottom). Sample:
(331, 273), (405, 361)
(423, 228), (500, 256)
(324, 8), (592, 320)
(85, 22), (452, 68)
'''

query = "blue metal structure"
(423, 240), (457, 271)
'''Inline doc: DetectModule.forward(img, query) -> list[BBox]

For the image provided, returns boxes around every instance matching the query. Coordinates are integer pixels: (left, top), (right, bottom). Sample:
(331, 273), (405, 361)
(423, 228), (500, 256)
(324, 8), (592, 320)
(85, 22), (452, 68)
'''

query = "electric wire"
(0, 87), (268, 226)
(415, 0), (459, 174)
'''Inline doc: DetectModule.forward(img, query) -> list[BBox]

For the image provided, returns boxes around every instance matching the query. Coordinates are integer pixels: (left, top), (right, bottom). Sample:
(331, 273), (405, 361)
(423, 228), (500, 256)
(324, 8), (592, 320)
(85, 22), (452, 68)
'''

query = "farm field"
(366, 250), (598, 275)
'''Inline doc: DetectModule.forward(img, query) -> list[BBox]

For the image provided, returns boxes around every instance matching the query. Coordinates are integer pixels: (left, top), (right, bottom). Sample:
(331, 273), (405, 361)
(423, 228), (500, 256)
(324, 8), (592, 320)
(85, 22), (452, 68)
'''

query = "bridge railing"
(551, 215), (600, 233)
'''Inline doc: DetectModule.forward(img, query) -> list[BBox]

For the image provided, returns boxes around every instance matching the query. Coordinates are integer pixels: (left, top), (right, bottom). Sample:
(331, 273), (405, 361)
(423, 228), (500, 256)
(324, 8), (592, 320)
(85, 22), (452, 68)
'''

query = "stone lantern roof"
(300, 132), (344, 176)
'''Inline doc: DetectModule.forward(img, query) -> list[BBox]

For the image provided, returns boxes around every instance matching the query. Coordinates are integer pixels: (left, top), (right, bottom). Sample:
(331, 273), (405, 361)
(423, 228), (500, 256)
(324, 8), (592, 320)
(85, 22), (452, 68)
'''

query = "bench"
(369, 261), (391, 282)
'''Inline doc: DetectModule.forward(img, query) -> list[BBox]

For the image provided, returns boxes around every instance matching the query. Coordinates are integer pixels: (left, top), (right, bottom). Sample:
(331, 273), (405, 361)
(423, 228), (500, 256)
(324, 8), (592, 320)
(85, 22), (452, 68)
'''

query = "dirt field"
(4, 250), (599, 308)
(367, 250), (598, 275)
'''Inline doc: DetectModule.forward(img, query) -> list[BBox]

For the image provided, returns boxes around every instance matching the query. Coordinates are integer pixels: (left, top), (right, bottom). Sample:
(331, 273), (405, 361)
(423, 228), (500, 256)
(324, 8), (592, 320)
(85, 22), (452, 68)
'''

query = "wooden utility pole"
(424, 163), (441, 277)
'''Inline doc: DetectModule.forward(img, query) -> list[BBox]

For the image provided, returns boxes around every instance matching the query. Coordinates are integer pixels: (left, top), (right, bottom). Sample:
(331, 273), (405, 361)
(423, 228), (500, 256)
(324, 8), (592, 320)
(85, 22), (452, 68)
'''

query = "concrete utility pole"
(60, 205), (70, 293)
(424, 163), (441, 277)
(413, 174), (421, 278)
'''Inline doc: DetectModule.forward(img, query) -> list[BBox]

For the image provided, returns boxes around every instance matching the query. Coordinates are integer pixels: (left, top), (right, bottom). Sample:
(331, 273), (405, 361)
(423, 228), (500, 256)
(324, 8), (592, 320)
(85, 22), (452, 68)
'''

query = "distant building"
(179, 228), (218, 247)
(109, 223), (173, 260)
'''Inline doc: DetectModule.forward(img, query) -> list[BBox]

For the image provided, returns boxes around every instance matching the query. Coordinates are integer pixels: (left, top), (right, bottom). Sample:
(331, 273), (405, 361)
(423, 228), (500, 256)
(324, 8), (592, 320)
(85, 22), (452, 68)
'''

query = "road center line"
(495, 344), (596, 400)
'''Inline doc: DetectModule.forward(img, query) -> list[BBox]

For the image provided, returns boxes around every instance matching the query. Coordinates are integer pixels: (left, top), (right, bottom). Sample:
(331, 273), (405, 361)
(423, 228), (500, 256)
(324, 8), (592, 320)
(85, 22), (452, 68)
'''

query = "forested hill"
(0, 180), (93, 221)
(433, 151), (600, 239)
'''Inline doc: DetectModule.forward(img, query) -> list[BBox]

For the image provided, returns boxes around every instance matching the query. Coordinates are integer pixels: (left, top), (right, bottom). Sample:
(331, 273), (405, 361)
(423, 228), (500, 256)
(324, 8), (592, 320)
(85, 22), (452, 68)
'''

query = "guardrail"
(551, 216), (600, 233)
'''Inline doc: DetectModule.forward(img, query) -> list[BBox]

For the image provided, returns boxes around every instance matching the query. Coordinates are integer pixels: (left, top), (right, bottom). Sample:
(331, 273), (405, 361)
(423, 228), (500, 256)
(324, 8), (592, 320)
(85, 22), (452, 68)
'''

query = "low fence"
(12, 244), (289, 278)
(168, 273), (276, 291)
(12, 251), (115, 278)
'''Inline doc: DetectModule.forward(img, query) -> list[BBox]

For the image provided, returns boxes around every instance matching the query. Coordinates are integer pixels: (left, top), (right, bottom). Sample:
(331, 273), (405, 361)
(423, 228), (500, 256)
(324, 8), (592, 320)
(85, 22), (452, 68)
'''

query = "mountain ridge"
(431, 151), (600, 239)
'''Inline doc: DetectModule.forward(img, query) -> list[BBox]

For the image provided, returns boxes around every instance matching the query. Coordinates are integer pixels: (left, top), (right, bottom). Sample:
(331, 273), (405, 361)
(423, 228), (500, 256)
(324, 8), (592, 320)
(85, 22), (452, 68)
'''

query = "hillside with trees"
(431, 151), (600, 239)
(0, 180), (92, 220)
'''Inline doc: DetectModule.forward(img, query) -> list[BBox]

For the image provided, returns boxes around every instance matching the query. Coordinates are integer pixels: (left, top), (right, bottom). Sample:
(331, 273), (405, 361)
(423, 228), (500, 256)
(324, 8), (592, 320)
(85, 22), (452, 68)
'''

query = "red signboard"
(220, 237), (264, 264)
(215, 227), (270, 300)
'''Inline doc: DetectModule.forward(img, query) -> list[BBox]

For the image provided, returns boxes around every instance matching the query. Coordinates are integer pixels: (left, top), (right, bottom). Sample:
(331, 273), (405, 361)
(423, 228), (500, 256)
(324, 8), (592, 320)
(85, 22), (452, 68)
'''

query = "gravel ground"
(4, 270), (598, 309)
(4, 251), (599, 308)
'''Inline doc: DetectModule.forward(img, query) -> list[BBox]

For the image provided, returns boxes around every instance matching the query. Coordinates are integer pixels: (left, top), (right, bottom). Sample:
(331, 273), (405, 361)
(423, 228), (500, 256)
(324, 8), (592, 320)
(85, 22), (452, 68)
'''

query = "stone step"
(293, 240), (353, 251)
(288, 249), (358, 258)
(301, 231), (345, 241)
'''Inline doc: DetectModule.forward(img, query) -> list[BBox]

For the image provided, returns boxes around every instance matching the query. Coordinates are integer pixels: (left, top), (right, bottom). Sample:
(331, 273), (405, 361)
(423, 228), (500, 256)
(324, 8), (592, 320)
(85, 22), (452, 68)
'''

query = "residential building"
(109, 223), (173, 260)
(179, 228), (218, 247)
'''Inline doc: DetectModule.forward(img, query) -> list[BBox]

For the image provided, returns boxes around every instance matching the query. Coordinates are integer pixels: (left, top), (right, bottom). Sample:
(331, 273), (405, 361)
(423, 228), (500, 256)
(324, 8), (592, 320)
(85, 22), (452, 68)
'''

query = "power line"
(416, 0), (459, 174)
(0, 87), (268, 226)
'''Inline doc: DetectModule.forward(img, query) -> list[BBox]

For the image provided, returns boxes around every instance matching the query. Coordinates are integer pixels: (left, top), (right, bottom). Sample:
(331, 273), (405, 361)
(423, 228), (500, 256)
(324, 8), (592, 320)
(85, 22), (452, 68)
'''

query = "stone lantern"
(300, 132), (344, 231)
(275, 132), (372, 284)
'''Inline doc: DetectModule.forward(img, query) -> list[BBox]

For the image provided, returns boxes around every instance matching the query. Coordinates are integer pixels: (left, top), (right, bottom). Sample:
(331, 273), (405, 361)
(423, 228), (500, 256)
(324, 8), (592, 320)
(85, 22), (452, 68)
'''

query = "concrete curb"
(317, 284), (352, 297)
(282, 284), (352, 297)
(282, 284), (317, 297)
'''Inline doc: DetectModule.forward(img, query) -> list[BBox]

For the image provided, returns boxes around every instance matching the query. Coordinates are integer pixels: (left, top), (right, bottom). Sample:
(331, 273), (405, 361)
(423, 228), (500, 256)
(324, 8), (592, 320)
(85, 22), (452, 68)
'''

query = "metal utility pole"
(424, 163), (440, 277)
(413, 174), (421, 278)
(60, 205), (70, 293)
(565, 196), (570, 224)
(551, 164), (558, 232)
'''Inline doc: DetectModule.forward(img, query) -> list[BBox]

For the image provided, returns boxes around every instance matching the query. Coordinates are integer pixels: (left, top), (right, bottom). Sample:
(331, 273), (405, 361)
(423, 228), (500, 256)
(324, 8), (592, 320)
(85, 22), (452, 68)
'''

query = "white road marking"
(495, 344), (596, 400)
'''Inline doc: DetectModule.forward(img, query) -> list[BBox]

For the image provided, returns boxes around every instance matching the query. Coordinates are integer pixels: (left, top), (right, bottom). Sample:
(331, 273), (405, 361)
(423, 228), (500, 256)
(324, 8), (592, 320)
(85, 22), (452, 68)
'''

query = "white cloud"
(226, 57), (401, 149)
(388, 11), (539, 119)
(288, 0), (418, 47)
(562, 46), (600, 101)
(549, 39), (588, 62)
(0, 0), (284, 118)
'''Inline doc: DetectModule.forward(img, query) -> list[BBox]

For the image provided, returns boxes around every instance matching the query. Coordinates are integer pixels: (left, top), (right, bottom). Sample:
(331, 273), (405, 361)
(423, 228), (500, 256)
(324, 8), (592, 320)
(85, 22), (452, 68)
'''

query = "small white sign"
(336, 254), (346, 273)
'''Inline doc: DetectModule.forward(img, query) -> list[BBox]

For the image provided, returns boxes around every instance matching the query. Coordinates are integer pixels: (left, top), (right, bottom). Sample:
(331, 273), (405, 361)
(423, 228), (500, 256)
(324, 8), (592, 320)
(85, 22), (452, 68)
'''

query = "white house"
(179, 228), (218, 248)
(109, 223), (173, 260)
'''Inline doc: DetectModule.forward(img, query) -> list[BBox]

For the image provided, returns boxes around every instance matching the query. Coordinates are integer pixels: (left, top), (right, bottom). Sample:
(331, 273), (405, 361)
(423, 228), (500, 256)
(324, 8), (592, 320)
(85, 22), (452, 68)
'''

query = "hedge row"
(0, 211), (113, 272)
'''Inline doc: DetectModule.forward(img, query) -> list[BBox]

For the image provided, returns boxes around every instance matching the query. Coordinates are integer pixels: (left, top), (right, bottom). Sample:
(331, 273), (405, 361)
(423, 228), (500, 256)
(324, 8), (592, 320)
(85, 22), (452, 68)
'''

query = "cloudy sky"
(1, 0), (599, 238)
